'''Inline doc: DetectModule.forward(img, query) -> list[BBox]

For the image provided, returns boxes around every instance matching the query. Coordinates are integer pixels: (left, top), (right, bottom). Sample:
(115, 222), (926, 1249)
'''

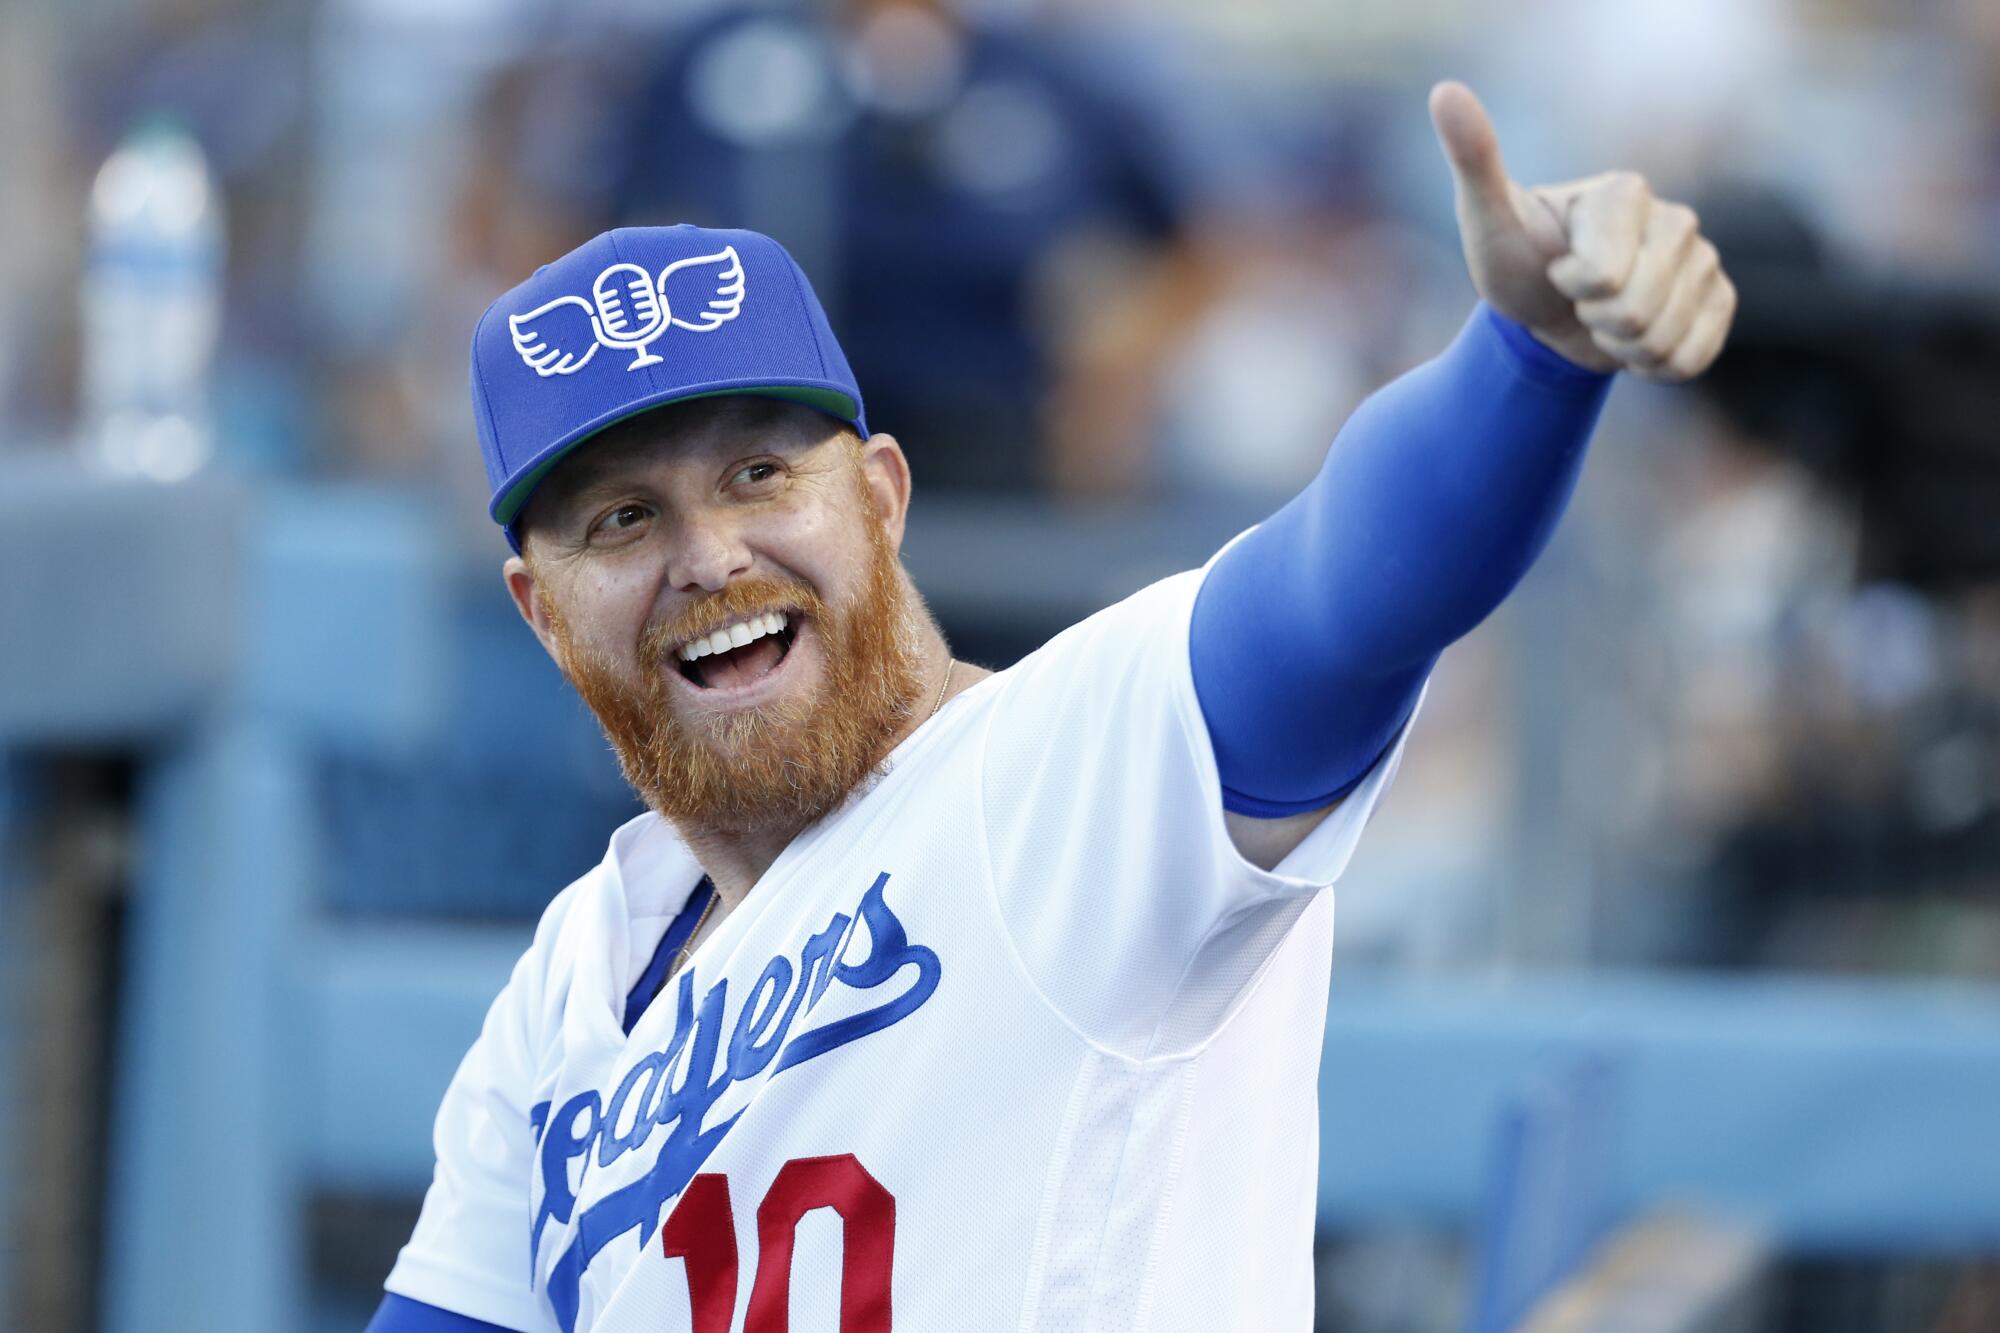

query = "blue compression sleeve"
(1190, 303), (1614, 817)
(366, 1293), (525, 1333)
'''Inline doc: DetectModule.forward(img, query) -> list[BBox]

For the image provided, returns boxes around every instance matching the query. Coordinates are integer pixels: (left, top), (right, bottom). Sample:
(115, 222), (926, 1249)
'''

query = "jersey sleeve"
(977, 560), (1413, 1059)
(1191, 304), (1607, 813)
(382, 887), (581, 1332)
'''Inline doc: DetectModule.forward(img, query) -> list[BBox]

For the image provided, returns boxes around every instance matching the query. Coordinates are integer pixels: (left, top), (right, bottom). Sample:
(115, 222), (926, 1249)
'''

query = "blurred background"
(2, 0), (1998, 1329)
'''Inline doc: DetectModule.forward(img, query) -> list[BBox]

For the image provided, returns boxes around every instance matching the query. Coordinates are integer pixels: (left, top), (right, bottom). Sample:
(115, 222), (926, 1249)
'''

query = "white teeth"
(677, 611), (791, 663)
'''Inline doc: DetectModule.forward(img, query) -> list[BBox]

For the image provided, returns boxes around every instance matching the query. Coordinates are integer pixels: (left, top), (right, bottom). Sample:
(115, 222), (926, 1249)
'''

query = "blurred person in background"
(605, 0), (1204, 494)
(1040, 95), (1473, 503)
(309, 0), (1217, 531)
(1655, 180), (2000, 977)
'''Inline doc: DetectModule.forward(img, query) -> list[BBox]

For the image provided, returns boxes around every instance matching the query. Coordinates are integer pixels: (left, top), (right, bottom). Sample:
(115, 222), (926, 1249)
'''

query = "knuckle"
(1551, 256), (1595, 293)
(1613, 169), (1651, 198)
(1605, 305), (1647, 338)
(1577, 256), (1624, 297)
(1563, 258), (1625, 300)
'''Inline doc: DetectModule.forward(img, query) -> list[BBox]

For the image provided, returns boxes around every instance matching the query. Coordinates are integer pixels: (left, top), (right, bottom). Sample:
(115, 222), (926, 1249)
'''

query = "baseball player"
(368, 83), (1733, 1332)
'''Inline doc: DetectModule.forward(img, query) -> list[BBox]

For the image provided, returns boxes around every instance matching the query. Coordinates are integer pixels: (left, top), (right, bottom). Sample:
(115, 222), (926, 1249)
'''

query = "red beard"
(545, 504), (927, 839)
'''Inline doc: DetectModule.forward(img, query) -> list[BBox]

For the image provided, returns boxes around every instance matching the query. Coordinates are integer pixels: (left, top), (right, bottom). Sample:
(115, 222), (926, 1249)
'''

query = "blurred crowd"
(5, 0), (2000, 967)
(6, 2), (2000, 1330)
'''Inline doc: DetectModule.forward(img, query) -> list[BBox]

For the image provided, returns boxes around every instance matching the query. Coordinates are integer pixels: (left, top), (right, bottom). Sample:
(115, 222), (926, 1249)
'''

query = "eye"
(730, 461), (782, 488)
(588, 502), (654, 541)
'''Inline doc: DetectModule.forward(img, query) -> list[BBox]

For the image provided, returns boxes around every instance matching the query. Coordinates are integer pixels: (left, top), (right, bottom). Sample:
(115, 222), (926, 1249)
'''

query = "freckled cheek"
(764, 514), (869, 600)
(565, 571), (660, 666)
(763, 497), (829, 543)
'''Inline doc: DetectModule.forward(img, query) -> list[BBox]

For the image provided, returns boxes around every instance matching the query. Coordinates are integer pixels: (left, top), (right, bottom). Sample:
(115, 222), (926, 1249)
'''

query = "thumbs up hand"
(1429, 81), (1735, 381)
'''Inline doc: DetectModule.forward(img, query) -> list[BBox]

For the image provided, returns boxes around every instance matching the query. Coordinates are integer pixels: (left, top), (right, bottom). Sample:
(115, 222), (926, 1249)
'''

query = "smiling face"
(505, 396), (929, 837)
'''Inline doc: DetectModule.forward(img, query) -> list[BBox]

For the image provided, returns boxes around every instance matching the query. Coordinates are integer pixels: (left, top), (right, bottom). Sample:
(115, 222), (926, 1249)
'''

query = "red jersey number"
(660, 1153), (894, 1332)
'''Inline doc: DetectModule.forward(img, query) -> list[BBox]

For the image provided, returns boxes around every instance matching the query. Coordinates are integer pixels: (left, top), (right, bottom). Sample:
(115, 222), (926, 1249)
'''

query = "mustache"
(546, 499), (928, 838)
(640, 576), (828, 663)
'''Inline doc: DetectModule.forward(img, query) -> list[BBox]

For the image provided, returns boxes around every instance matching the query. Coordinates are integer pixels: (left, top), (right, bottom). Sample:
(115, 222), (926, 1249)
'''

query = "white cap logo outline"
(508, 246), (748, 378)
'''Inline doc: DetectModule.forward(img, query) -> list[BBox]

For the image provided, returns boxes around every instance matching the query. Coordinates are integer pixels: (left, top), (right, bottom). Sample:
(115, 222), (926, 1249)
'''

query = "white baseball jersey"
(385, 562), (1411, 1332)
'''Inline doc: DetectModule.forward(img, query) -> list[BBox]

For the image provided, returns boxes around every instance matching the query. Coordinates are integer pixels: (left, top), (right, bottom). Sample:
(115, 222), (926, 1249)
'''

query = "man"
(369, 83), (1733, 1331)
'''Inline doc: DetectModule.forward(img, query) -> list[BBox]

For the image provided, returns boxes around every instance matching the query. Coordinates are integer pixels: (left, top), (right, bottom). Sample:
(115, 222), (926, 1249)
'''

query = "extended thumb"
(1429, 81), (1514, 221)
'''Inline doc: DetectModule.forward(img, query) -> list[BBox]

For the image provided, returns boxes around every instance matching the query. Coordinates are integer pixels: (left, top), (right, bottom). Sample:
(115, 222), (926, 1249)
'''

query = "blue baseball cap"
(471, 225), (868, 551)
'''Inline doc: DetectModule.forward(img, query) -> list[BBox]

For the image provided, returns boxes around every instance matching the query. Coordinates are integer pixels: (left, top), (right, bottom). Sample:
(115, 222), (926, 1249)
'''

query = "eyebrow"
(528, 466), (623, 534)
(535, 430), (680, 523)
(538, 415), (839, 528)
(554, 464), (635, 510)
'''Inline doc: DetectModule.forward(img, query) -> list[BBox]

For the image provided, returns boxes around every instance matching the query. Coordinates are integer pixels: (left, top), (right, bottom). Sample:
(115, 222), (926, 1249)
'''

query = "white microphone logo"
(590, 262), (669, 369)
(508, 246), (749, 378)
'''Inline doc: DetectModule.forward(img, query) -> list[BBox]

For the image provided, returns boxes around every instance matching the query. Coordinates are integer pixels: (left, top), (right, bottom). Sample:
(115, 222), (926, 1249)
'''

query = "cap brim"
(490, 382), (863, 529)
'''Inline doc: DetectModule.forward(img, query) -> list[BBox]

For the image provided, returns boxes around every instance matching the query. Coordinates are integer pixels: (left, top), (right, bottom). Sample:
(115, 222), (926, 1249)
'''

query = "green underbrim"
(493, 385), (861, 528)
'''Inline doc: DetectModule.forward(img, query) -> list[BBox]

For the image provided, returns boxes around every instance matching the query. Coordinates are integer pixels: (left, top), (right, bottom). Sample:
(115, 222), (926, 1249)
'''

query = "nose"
(666, 510), (753, 594)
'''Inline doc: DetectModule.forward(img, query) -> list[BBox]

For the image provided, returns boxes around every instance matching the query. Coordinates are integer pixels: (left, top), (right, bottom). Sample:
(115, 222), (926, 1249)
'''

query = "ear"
(504, 553), (561, 660)
(855, 432), (913, 551)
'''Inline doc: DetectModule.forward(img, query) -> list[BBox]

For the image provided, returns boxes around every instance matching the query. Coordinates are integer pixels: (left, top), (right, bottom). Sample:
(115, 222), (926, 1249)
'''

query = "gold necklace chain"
(927, 657), (954, 721)
(670, 656), (952, 985)
(667, 888), (718, 982)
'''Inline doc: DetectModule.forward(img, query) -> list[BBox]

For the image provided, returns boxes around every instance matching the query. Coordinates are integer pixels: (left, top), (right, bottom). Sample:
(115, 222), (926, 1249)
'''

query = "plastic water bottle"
(79, 118), (225, 482)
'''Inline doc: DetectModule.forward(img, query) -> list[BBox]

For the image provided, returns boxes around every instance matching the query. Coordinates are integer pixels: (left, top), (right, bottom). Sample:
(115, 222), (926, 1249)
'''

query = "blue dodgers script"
(530, 872), (940, 1332)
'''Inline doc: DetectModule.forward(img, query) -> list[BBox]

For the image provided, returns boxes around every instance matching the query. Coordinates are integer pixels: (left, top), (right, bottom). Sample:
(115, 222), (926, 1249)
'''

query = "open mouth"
(675, 611), (799, 691)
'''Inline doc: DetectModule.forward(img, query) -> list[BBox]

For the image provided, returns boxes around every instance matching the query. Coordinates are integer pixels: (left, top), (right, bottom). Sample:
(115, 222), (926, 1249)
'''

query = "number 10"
(659, 1153), (894, 1331)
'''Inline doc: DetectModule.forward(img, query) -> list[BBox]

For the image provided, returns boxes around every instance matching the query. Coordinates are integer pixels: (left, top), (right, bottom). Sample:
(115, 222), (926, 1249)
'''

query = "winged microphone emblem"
(508, 247), (748, 377)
